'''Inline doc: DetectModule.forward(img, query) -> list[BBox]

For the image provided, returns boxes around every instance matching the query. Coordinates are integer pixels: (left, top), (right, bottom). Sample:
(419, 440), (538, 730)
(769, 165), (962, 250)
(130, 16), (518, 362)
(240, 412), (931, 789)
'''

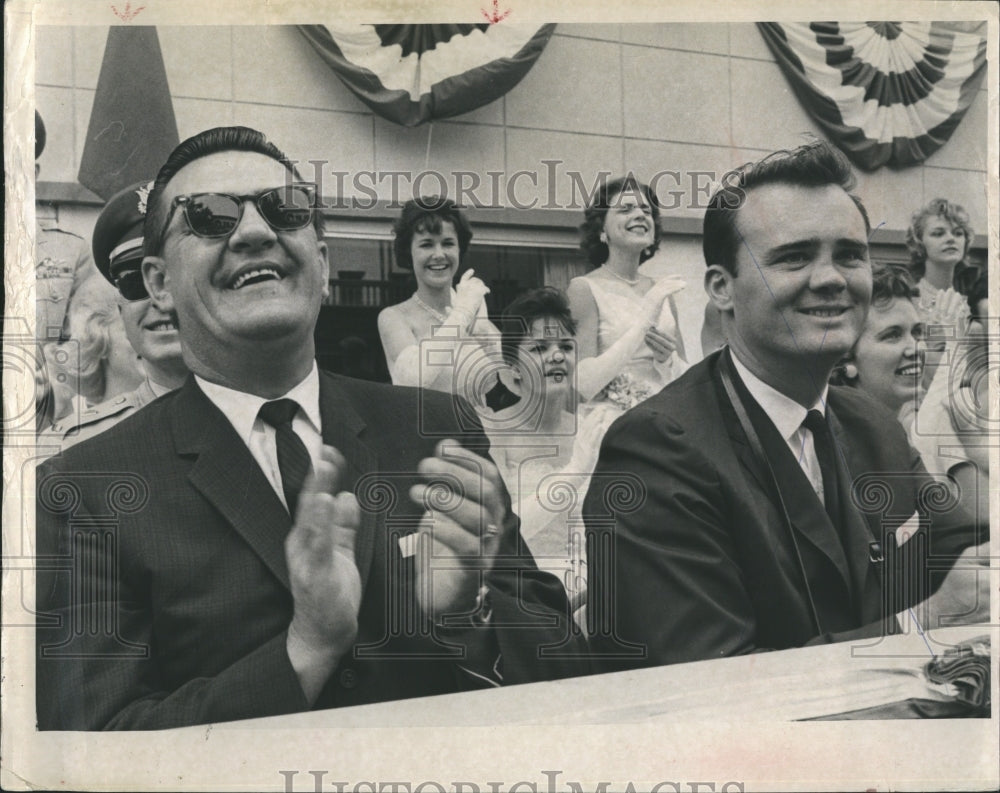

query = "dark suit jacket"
(584, 349), (981, 671)
(36, 372), (587, 730)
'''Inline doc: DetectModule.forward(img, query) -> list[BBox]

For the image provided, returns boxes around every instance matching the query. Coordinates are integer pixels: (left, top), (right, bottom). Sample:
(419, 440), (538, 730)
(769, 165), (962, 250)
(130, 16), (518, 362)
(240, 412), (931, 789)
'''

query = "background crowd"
(34, 110), (991, 620)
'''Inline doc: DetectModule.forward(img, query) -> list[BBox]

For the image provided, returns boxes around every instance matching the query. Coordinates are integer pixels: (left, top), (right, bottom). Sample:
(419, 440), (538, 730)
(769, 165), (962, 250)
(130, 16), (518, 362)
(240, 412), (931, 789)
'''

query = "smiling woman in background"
(565, 176), (687, 479)
(377, 197), (501, 405)
(482, 287), (589, 609)
(831, 265), (926, 434)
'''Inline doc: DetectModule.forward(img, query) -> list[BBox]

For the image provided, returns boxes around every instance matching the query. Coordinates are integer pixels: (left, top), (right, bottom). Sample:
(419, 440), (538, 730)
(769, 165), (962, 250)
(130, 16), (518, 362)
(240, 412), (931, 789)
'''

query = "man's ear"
(142, 255), (174, 313)
(317, 240), (330, 300)
(704, 264), (735, 314)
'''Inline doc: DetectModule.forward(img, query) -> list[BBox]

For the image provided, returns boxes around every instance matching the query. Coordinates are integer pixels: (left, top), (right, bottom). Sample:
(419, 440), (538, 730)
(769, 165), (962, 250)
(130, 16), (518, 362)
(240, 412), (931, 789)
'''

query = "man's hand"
(919, 543), (992, 629)
(410, 440), (505, 623)
(286, 446), (361, 701)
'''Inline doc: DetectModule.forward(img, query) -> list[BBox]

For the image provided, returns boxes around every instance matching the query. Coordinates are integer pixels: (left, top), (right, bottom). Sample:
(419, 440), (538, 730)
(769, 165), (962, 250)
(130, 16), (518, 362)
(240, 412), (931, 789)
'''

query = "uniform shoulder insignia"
(48, 392), (140, 438)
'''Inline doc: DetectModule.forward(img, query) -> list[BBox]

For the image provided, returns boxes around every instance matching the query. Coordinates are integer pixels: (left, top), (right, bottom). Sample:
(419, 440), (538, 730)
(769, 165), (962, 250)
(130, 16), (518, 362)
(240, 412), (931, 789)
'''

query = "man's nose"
(809, 254), (848, 291)
(227, 200), (277, 249)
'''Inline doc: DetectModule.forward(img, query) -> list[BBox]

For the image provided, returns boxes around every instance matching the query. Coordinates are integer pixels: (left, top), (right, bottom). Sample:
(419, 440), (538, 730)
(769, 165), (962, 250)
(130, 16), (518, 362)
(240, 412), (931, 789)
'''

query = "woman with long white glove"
(378, 197), (501, 405)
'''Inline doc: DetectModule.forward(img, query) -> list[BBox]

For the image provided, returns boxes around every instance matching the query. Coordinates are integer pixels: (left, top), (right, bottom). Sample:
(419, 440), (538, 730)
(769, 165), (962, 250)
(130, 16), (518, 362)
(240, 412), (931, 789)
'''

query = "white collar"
(729, 351), (828, 443)
(195, 363), (322, 445)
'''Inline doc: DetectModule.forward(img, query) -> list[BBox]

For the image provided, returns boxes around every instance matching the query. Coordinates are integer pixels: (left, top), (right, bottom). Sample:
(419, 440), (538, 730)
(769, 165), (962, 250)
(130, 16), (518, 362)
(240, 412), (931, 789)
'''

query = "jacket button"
(339, 668), (357, 688)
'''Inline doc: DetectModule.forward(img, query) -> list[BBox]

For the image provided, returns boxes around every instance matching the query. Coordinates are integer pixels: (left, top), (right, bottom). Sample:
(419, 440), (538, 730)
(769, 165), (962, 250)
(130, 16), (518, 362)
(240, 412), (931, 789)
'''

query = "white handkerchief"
(398, 532), (419, 558)
(894, 511), (920, 546)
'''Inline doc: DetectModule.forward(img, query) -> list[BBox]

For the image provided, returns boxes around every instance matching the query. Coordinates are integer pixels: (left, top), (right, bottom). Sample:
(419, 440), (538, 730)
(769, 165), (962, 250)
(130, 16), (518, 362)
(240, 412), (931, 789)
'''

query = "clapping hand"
(929, 288), (971, 340)
(920, 544), (992, 628)
(641, 276), (686, 320)
(410, 440), (505, 622)
(452, 270), (491, 329)
(286, 446), (362, 657)
(644, 326), (678, 362)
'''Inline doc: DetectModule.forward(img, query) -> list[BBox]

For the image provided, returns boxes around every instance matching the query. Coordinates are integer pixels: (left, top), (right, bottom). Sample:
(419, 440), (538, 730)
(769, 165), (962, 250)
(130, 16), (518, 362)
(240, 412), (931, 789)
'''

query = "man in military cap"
(39, 180), (188, 454)
(35, 110), (104, 429)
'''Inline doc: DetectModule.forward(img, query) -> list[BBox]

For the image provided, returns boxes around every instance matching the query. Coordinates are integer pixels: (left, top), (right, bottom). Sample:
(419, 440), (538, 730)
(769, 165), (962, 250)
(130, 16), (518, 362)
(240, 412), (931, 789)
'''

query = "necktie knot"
(802, 408), (828, 436)
(259, 398), (300, 428)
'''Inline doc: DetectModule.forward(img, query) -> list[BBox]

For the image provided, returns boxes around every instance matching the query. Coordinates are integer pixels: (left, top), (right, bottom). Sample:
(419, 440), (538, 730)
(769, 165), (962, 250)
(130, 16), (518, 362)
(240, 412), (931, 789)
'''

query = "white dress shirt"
(729, 353), (829, 501)
(196, 363), (323, 511)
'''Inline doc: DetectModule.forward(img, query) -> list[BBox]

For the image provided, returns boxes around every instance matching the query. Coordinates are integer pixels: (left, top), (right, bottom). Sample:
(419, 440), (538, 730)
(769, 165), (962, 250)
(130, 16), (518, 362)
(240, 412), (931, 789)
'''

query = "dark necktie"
(258, 399), (311, 516)
(803, 409), (842, 531)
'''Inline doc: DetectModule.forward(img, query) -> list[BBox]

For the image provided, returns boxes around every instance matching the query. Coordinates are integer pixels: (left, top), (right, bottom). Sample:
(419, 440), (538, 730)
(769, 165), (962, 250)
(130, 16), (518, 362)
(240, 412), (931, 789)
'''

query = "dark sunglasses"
(113, 268), (149, 301)
(163, 183), (318, 241)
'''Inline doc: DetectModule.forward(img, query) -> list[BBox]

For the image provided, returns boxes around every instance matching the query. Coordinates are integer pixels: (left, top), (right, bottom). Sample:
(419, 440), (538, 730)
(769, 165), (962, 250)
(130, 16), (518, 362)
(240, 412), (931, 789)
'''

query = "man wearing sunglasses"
(39, 180), (189, 455)
(36, 126), (586, 730)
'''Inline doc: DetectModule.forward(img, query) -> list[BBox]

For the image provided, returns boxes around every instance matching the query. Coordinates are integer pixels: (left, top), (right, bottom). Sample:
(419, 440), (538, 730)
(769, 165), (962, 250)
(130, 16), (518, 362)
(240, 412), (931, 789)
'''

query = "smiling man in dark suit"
(584, 141), (986, 671)
(36, 127), (585, 730)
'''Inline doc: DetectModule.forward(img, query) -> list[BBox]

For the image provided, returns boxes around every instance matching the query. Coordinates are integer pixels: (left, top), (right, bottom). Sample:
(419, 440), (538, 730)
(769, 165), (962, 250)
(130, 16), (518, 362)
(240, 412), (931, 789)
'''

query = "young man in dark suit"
(584, 141), (987, 671)
(36, 127), (586, 730)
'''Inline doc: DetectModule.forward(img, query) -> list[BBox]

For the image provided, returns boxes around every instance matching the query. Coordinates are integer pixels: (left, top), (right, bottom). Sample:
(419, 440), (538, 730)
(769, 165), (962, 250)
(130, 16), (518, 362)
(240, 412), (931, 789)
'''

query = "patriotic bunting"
(758, 21), (987, 170)
(299, 23), (556, 127)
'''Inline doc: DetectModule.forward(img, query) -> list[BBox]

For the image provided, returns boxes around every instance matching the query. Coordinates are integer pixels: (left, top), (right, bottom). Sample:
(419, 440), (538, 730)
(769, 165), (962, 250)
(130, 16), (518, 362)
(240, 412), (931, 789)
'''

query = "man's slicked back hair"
(703, 140), (871, 276)
(143, 126), (323, 255)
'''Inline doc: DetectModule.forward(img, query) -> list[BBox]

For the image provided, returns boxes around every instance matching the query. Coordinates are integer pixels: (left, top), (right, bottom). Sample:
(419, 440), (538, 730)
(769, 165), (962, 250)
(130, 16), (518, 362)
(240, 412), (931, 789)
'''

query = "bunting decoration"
(758, 22), (987, 170)
(78, 27), (180, 199)
(299, 23), (556, 127)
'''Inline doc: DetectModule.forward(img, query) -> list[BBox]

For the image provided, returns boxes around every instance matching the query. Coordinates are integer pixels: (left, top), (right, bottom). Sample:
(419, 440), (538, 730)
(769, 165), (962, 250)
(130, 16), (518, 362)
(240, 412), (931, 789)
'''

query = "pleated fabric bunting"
(758, 21), (987, 170)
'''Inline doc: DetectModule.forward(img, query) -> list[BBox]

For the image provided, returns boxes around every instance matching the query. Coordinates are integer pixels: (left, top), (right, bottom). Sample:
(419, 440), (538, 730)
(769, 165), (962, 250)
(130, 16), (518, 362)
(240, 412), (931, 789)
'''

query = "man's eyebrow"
(762, 239), (818, 259)
(836, 237), (869, 251)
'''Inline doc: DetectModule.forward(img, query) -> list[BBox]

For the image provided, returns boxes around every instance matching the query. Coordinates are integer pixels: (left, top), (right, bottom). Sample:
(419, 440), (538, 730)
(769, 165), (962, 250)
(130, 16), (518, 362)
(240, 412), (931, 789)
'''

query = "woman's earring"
(599, 232), (608, 244)
(843, 363), (859, 381)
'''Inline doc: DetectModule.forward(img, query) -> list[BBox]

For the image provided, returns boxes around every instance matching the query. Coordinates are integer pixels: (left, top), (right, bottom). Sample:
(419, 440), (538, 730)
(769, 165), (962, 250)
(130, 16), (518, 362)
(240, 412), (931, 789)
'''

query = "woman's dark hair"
(871, 262), (920, 309)
(392, 196), (473, 270)
(904, 198), (973, 281)
(580, 175), (662, 268)
(144, 126), (324, 256)
(953, 262), (987, 317)
(830, 263), (920, 386)
(500, 287), (577, 366)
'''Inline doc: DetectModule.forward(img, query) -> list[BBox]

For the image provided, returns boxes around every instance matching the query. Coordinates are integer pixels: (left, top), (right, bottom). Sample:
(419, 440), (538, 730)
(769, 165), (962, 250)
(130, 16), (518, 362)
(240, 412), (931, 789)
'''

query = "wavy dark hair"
(143, 126), (323, 256)
(500, 287), (577, 366)
(905, 198), (973, 281)
(704, 140), (870, 276)
(579, 175), (662, 268)
(392, 196), (473, 271)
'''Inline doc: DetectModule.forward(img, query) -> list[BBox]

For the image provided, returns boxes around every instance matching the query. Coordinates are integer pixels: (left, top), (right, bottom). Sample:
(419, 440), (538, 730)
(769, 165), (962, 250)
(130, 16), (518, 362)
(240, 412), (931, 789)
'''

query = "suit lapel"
(318, 372), (378, 593)
(828, 404), (883, 622)
(713, 354), (854, 599)
(170, 378), (292, 589)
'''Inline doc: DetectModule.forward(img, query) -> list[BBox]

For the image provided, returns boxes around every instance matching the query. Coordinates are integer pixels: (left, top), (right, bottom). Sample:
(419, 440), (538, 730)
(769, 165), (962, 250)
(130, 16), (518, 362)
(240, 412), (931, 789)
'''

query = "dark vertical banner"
(78, 26), (179, 199)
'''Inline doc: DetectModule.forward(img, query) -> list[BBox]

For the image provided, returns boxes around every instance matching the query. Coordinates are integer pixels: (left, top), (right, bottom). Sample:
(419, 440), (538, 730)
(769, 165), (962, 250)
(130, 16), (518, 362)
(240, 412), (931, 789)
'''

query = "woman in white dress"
(565, 176), (686, 472)
(377, 197), (501, 405)
(905, 198), (976, 387)
(482, 287), (589, 606)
